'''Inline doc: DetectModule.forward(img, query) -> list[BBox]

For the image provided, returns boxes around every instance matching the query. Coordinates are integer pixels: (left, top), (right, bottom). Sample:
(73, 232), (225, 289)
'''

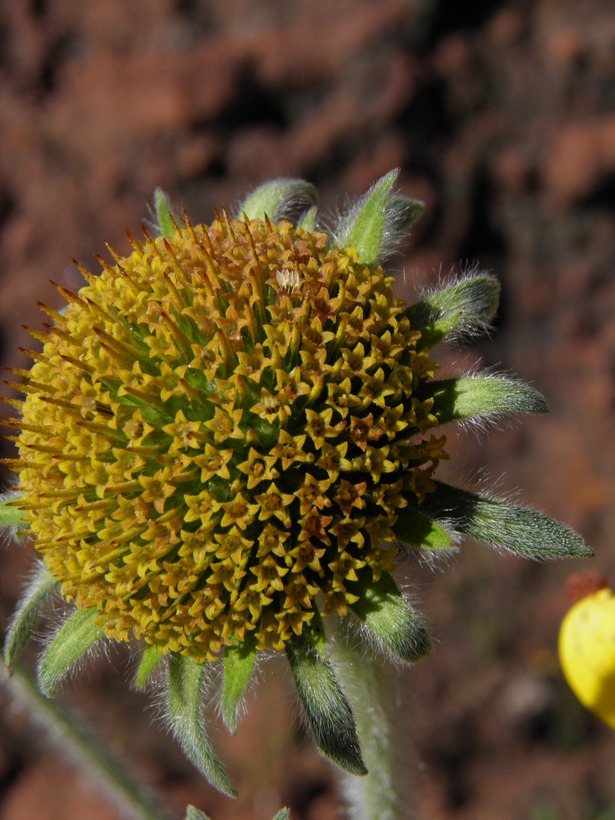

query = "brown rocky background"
(0, 0), (614, 817)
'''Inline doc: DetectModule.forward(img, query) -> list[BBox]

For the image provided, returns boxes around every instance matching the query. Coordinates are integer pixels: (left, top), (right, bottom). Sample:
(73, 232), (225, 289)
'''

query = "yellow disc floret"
(12, 214), (447, 661)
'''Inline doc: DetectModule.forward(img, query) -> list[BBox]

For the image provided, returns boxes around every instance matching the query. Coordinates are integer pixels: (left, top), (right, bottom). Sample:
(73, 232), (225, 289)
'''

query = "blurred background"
(0, 1), (614, 817)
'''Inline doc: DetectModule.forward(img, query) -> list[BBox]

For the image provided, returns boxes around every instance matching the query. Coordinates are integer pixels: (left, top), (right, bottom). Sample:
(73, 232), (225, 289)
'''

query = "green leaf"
(0, 491), (26, 530)
(350, 571), (431, 664)
(286, 630), (367, 776)
(135, 645), (164, 690)
(221, 634), (257, 734)
(405, 273), (501, 347)
(425, 375), (548, 425)
(238, 178), (317, 223)
(153, 188), (178, 238)
(37, 607), (106, 697)
(423, 481), (593, 559)
(272, 810), (291, 820)
(166, 655), (236, 797)
(4, 563), (58, 674)
(392, 505), (454, 550)
(333, 169), (399, 266)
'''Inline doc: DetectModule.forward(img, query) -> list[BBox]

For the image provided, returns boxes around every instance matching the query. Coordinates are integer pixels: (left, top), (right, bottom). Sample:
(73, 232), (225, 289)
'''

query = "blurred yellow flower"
(559, 579), (615, 729)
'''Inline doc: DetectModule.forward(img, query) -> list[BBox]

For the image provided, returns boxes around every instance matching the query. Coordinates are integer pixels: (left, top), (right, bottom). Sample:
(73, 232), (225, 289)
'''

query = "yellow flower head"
(2, 173), (590, 790)
(11, 212), (445, 662)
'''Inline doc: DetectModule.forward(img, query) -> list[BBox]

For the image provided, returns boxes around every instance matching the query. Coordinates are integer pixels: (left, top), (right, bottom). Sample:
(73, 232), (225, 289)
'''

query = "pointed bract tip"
(237, 178), (318, 224)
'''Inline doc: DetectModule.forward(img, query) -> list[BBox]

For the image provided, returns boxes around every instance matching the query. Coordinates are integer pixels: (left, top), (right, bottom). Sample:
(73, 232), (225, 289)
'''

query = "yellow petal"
(559, 588), (615, 729)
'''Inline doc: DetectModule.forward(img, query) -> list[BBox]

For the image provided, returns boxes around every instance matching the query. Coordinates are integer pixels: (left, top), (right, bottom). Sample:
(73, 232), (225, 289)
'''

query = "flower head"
(2, 173), (591, 793)
(13, 211), (445, 662)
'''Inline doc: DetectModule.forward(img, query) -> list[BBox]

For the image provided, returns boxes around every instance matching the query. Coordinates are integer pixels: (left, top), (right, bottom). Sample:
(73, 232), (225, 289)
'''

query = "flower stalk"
(327, 615), (412, 820)
(1, 656), (169, 820)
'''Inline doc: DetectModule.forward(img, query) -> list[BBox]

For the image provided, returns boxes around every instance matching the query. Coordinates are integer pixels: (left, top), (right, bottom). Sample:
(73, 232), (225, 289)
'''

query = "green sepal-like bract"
(238, 178), (317, 224)
(297, 205), (318, 232)
(385, 194), (424, 230)
(381, 194), (425, 260)
(221, 633), (257, 734)
(425, 375), (548, 425)
(406, 272), (501, 348)
(153, 188), (178, 238)
(332, 170), (399, 266)
(0, 492), (26, 531)
(422, 482), (592, 560)
(37, 607), (105, 697)
(135, 645), (164, 690)
(286, 629), (367, 776)
(4, 562), (58, 674)
(185, 806), (211, 820)
(350, 571), (431, 664)
(184, 804), (290, 820)
(392, 505), (454, 550)
(166, 655), (237, 797)
(307, 606), (328, 660)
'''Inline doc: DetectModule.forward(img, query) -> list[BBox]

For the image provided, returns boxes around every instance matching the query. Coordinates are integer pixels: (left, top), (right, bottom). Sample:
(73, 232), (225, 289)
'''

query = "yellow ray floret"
(13, 216), (447, 661)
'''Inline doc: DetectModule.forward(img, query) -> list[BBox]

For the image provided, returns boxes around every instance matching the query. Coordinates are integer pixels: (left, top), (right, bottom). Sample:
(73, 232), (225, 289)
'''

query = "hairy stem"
(1, 657), (169, 820)
(326, 616), (414, 820)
